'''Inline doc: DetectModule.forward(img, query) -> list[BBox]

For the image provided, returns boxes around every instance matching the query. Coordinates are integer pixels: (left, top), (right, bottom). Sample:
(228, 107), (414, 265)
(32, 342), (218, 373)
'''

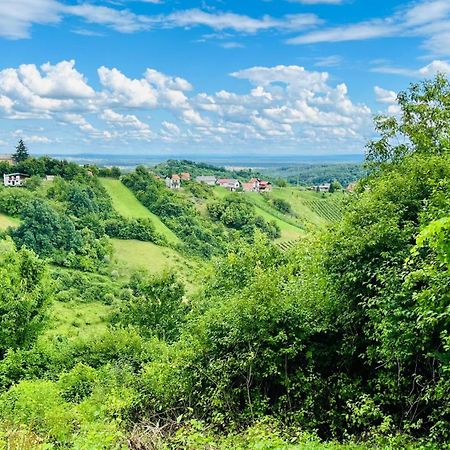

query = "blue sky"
(0, 0), (449, 157)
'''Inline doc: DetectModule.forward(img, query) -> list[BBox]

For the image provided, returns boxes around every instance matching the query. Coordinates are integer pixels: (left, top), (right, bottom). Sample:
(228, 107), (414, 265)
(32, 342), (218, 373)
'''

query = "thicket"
(207, 194), (281, 240)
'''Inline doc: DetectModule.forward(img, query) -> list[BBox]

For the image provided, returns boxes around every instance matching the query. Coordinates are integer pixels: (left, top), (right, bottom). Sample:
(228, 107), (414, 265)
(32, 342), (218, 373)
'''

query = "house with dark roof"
(3, 173), (29, 187)
(196, 175), (217, 185)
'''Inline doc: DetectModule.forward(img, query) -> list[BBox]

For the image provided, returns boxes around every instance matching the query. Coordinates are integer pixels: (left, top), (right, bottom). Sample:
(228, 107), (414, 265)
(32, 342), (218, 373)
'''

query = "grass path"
(100, 178), (179, 244)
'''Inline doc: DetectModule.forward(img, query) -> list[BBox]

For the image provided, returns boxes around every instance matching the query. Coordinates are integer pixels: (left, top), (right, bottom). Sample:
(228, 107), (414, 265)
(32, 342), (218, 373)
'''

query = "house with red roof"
(165, 174), (181, 189)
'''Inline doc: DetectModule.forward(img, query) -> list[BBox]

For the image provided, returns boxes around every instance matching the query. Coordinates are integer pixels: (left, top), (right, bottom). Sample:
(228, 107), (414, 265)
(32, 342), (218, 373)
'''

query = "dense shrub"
(207, 194), (281, 240)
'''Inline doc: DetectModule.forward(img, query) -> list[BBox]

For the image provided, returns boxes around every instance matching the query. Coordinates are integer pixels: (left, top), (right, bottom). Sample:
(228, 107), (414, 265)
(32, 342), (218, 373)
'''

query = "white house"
(3, 173), (29, 187)
(165, 174), (181, 189)
(313, 183), (331, 193)
(217, 178), (240, 191)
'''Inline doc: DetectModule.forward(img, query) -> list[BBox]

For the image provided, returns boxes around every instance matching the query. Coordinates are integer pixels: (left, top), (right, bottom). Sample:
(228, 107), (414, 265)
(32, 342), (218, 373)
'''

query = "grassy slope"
(43, 300), (112, 342)
(213, 187), (304, 242)
(253, 203), (304, 242)
(269, 188), (344, 228)
(111, 238), (201, 290)
(100, 178), (179, 244)
(0, 213), (19, 230)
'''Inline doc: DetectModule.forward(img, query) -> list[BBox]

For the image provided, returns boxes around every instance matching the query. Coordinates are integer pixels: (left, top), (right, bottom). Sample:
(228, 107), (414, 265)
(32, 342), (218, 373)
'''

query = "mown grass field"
(111, 238), (201, 290)
(0, 213), (19, 230)
(100, 178), (180, 244)
(43, 300), (112, 342)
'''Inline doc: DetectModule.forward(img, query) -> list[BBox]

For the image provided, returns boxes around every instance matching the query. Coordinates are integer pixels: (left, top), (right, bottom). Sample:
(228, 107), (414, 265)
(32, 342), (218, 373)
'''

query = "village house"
(347, 182), (357, 192)
(165, 174), (181, 189)
(313, 183), (331, 193)
(45, 175), (55, 182)
(216, 178), (240, 191)
(242, 178), (272, 193)
(196, 175), (217, 186)
(3, 173), (29, 187)
(242, 182), (256, 192)
(258, 181), (272, 192)
(180, 172), (191, 181)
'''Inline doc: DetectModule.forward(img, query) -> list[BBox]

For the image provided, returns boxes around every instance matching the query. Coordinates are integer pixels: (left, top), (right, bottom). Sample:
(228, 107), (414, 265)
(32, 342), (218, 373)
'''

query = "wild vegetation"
(265, 163), (365, 187)
(0, 75), (448, 449)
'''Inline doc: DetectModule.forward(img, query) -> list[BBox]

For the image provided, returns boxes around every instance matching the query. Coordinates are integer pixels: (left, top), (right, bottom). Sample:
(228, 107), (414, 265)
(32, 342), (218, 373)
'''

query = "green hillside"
(100, 177), (180, 244)
(268, 188), (344, 228)
(111, 238), (200, 289)
(0, 213), (19, 230)
(213, 187), (304, 242)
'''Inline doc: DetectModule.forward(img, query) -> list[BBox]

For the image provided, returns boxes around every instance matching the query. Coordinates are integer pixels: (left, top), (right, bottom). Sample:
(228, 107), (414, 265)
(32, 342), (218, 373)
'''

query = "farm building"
(196, 175), (216, 185)
(217, 178), (240, 191)
(3, 173), (29, 187)
(243, 178), (272, 193)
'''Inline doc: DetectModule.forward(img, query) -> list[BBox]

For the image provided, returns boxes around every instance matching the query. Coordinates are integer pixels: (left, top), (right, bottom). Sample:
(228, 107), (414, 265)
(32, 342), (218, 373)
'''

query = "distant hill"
(264, 163), (366, 187)
(152, 159), (265, 181)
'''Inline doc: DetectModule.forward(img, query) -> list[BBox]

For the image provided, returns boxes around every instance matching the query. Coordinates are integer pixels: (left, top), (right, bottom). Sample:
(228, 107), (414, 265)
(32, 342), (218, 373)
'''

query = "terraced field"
(100, 178), (179, 244)
(276, 240), (299, 252)
(302, 198), (343, 222)
(268, 188), (345, 227)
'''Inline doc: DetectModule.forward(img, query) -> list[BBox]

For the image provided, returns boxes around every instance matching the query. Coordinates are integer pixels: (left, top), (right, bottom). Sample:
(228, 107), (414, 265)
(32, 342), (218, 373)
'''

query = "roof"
(259, 181), (270, 186)
(4, 173), (28, 177)
(242, 182), (255, 189)
(217, 178), (239, 184)
(196, 175), (216, 180)
(171, 174), (180, 180)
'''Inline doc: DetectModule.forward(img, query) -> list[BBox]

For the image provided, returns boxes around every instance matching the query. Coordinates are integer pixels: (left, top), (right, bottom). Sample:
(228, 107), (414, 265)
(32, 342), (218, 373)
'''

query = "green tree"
(0, 248), (51, 356)
(11, 198), (82, 258)
(12, 139), (30, 163)
(329, 180), (343, 193)
(271, 198), (292, 214)
(115, 271), (186, 342)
